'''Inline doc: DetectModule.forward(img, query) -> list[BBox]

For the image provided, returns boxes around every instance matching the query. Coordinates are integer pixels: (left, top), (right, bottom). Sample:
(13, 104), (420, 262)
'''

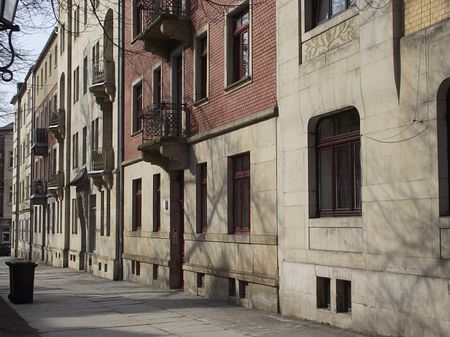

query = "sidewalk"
(0, 257), (368, 337)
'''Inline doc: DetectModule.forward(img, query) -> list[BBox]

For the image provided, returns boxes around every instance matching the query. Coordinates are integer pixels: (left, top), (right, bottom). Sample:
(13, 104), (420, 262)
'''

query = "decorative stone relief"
(303, 19), (357, 62)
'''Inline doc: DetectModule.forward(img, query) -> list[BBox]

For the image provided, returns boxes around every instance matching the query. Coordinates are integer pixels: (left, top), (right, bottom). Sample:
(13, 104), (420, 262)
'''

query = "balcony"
(47, 109), (65, 143)
(89, 60), (115, 109)
(138, 102), (189, 171)
(88, 147), (114, 189)
(137, 0), (191, 59)
(31, 128), (48, 156)
(30, 180), (47, 205)
(47, 171), (64, 199)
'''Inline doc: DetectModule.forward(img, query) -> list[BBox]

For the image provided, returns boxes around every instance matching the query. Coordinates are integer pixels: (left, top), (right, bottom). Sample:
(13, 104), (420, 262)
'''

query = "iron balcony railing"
(92, 60), (114, 85)
(140, 102), (189, 141)
(137, 0), (187, 28)
(49, 109), (64, 128)
(31, 180), (47, 197)
(47, 171), (64, 189)
(32, 128), (48, 146)
(91, 147), (114, 172)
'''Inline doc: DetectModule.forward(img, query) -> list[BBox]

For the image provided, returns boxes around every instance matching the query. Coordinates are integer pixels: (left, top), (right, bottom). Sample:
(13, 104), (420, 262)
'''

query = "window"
(195, 34), (208, 101)
(336, 280), (351, 313)
(100, 190), (105, 236)
(72, 198), (78, 234)
(9, 151), (13, 168)
(37, 76), (39, 95)
(230, 153), (250, 233)
(49, 55), (52, 75)
(152, 264), (158, 280)
(197, 273), (205, 288)
(132, 82), (143, 133)
(54, 46), (58, 66)
(197, 163), (207, 233)
(153, 174), (160, 232)
(60, 24), (65, 53)
(92, 41), (100, 68)
(312, 0), (356, 27)
(315, 109), (361, 216)
(45, 62), (48, 81)
(132, 179), (142, 231)
(229, 6), (250, 84)
(153, 67), (161, 106)
(72, 133), (79, 168)
(83, 56), (88, 94)
(73, 66), (80, 103)
(135, 261), (140, 276)
(84, 0), (87, 25)
(317, 277), (331, 309)
(91, 118), (99, 151)
(82, 127), (87, 165)
(74, 6), (80, 37)
(133, 0), (144, 37)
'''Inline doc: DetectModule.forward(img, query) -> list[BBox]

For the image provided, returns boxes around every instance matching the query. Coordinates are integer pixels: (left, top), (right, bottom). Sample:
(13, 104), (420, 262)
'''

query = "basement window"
(239, 280), (249, 299)
(152, 264), (158, 280)
(197, 273), (205, 288)
(229, 278), (236, 297)
(336, 279), (352, 313)
(316, 276), (331, 310)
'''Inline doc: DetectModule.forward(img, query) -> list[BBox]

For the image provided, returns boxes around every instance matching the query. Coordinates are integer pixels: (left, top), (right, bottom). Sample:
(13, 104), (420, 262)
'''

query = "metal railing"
(140, 102), (190, 141)
(31, 180), (47, 197)
(49, 109), (64, 128)
(137, 0), (187, 28)
(32, 128), (48, 146)
(47, 171), (64, 189)
(92, 60), (114, 85)
(91, 147), (114, 172)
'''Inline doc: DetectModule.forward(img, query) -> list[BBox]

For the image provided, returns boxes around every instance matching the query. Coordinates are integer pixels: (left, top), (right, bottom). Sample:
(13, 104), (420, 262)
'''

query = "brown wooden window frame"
(231, 153), (250, 233)
(132, 82), (143, 133)
(231, 7), (250, 83)
(132, 179), (142, 231)
(197, 163), (207, 233)
(195, 34), (208, 101)
(316, 110), (361, 217)
(313, 0), (356, 27)
(153, 174), (161, 232)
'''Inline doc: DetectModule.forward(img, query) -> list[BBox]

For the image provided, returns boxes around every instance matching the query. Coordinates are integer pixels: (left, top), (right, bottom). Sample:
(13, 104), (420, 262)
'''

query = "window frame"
(226, 3), (251, 86)
(194, 30), (208, 102)
(315, 110), (361, 217)
(230, 153), (251, 233)
(197, 163), (207, 233)
(310, 0), (356, 29)
(132, 81), (143, 134)
(132, 179), (142, 231)
(153, 174), (161, 232)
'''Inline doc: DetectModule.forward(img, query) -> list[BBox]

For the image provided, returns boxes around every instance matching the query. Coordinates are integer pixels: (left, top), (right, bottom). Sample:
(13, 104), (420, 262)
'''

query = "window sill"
(193, 97), (209, 108)
(302, 6), (359, 43)
(224, 76), (252, 93)
(309, 216), (362, 228)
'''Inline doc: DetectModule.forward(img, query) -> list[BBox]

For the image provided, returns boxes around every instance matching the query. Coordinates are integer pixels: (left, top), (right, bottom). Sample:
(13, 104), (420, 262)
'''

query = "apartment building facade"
(0, 123), (13, 250)
(277, 0), (450, 336)
(122, 0), (278, 311)
(11, 71), (33, 259)
(56, 0), (121, 278)
(30, 29), (60, 264)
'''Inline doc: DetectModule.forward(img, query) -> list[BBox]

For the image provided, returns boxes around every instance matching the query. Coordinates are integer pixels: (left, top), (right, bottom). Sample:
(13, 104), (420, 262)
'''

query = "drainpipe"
(63, 0), (73, 268)
(114, 0), (125, 281)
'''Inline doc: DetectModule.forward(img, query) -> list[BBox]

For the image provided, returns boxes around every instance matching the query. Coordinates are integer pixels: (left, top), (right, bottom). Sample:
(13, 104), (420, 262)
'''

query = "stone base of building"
(280, 262), (450, 337)
(184, 269), (279, 313)
(123, 258), (170, 289)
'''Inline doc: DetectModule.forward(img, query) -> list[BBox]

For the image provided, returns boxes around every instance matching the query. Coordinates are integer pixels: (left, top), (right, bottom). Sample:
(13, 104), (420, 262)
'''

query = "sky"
(0, 1), (56, 127)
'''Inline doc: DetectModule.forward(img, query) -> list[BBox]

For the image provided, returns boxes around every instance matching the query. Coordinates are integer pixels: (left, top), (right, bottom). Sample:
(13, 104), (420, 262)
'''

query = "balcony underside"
(138, 136), (188, 171)
(48, 125), (64, 143)
(30, 194), (47, 205)
(31, 144), (48, 156)
(89, 82), (115, 110)
(88, 170), (113, 190)
(138, 16), (191, 59)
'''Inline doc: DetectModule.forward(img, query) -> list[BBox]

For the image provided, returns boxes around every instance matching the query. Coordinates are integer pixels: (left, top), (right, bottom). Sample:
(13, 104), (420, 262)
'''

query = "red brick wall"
(123, 0), (276, 162)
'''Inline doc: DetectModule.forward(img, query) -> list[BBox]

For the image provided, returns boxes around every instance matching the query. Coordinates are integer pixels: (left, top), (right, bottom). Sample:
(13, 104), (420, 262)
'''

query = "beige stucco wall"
(277, 0), (450, 336)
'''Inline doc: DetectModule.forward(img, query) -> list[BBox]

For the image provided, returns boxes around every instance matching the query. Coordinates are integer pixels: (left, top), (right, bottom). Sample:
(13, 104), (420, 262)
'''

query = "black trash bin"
(5, 261), (38, 304)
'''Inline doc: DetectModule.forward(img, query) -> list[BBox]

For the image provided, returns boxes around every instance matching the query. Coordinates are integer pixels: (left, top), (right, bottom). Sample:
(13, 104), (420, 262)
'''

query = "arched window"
(316, 109), (361, 216)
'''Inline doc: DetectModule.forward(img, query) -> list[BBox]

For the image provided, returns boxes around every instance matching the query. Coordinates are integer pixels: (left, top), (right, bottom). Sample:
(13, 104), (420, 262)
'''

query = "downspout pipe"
(114, 0), (125, 281)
